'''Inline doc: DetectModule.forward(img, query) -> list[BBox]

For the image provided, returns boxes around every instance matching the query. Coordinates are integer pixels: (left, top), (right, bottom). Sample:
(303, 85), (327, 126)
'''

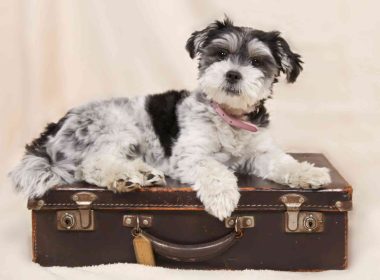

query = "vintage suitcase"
(28, 153), (353, 270)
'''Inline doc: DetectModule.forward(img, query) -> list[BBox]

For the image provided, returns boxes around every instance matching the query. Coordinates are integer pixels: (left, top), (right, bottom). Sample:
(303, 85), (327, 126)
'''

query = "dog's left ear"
(270, 32), (303, 83)
(186, 17), (234, 59)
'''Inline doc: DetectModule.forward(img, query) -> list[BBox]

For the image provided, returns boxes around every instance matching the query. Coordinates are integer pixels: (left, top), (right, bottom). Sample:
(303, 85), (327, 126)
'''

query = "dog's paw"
(287, 162), (331, 189)
(108, 178), (142, 193)
(106, 170), (144, 193)
(203, 188), (240, 221)
(142, 169), (166, 186)
(194, 172), (240, 221)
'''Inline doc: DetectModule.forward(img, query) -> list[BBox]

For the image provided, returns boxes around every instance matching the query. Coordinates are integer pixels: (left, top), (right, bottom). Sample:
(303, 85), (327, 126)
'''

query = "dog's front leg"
(243, 133), (331, 188)
(175, 157), (240, 221)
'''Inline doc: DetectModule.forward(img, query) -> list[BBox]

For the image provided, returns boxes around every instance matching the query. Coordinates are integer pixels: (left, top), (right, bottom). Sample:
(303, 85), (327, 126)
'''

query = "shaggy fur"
(9, 18), (330, 220)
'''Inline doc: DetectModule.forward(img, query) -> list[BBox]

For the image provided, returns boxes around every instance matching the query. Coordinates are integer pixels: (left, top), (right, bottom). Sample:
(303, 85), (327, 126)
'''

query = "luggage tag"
(132, 218), (156, 266)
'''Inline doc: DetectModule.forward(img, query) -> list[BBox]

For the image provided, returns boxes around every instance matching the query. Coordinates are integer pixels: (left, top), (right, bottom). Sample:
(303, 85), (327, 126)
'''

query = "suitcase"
(28, 153), (353, 270)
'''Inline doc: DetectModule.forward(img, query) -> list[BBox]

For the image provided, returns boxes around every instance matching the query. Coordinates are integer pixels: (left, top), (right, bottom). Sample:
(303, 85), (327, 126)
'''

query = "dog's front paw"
(287, 162), (331, 189)
(194, 173), (240, 221)
(204, 188), (240, 221)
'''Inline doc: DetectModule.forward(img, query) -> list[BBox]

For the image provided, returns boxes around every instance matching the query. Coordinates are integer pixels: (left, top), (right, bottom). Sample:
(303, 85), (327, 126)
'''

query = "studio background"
(0, 0), (379, 279)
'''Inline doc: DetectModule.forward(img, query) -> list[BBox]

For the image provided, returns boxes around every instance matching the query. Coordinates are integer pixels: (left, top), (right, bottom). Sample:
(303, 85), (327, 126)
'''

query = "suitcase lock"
(280, 194), (324, 233)
(57, 192), (97, 231)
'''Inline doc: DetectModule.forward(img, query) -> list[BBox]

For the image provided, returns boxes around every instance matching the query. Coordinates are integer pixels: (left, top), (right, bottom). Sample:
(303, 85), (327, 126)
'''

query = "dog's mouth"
(221, 85), (241, 95)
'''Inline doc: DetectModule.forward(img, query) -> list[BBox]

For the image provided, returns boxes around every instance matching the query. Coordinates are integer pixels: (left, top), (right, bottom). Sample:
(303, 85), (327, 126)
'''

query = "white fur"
(9, 155), (66, 198)
(167, 95), (331, 220)
(198, 59), (272, 112)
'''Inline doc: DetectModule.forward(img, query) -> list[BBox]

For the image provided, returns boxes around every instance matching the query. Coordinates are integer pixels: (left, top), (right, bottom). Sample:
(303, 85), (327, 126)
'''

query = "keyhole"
(61, 213), (75, 229)
(304, 215), (317, 231)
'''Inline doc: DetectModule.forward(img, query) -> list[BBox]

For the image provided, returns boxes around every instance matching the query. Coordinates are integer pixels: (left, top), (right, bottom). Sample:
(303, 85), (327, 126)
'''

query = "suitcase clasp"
(57, 192), (97, 231)
(280, 194), (324, 233)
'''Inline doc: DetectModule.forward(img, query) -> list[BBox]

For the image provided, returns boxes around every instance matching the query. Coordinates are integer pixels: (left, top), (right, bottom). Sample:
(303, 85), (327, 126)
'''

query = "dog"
(9, 17), (331, 220)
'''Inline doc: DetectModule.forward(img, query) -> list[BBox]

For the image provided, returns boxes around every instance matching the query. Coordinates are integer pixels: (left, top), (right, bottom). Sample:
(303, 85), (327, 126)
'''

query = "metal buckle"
(225, 216), (255, 230)
(57, 192), (97, 231)
(280, 194), (324, 233)
(123, 215), (153, 228)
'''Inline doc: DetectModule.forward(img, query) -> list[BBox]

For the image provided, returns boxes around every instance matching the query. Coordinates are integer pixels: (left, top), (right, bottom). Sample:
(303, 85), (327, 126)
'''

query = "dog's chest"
(213, 118), (253, 160)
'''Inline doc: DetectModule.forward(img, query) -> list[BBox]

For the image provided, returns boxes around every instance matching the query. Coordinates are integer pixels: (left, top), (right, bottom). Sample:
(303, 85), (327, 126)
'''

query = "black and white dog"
(10, 18), (331, 220)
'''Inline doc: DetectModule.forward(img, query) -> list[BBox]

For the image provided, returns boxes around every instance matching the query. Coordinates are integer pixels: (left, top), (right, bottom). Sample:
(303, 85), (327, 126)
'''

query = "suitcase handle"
(135, 228), (241, 263)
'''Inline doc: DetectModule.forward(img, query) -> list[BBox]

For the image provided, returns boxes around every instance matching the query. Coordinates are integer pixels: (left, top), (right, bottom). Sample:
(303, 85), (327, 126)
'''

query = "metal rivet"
(142, 219), (149, 226)
(246, 219), (252, 226)
(125, 218), (132, 225)
(72, 195), (79, 201)
(228, 219), (235, 226)
(37, 200), (44, 206)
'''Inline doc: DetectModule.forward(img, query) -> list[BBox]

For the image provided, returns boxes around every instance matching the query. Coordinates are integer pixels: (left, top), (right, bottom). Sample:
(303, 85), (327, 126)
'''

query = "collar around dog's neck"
(211, 101), (259, 133)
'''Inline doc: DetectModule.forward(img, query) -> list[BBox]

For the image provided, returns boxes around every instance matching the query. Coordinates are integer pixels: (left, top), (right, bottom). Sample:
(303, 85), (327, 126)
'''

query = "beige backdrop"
(1, 0), (379, 279)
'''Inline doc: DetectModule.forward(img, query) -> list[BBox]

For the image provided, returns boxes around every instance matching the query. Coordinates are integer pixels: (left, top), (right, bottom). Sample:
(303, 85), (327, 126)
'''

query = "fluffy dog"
(9, 18), (331, 220)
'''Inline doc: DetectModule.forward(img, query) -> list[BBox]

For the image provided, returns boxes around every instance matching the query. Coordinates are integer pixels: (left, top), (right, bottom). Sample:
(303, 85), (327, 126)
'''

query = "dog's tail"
(9, 154), (66, 198)
(9, 117), (71, 198)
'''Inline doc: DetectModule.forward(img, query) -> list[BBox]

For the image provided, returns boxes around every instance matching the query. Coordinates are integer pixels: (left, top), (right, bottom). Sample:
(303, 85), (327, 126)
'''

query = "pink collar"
(211, 101), (258, 133)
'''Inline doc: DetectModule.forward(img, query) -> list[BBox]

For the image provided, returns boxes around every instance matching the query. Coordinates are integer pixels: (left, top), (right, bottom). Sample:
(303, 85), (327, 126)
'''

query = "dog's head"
(186, 17), (303, 113)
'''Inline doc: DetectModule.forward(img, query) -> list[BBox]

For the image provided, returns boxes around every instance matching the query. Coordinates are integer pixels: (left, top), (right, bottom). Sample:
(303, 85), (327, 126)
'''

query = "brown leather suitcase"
(28, 153), (353, 270)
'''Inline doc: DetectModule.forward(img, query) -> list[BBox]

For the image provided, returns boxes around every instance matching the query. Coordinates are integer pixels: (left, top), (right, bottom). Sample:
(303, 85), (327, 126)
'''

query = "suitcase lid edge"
(27, 153), (353, 212)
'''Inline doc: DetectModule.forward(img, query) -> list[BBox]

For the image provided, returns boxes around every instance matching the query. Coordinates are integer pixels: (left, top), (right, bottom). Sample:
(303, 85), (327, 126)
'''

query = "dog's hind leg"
(77, 136), (165, 192)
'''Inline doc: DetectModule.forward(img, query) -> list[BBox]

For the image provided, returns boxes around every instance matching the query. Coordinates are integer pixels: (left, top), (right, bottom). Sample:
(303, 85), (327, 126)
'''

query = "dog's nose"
(225, 70), (242, 84)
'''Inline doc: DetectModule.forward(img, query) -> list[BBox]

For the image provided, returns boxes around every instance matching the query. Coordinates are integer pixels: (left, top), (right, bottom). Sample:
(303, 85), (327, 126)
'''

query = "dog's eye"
(251, 57), (262, 67)
(217, 50), (228, 59)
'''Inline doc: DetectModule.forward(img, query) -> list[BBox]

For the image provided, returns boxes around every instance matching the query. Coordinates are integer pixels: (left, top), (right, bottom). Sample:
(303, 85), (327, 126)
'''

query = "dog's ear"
(270, 32), (303, 83)
(186, 17), (234, 59)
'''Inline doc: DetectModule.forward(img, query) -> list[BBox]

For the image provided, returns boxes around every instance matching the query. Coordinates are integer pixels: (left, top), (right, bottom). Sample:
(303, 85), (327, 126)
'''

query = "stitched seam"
(32, 211), (37, 262)
(41, 202), (335, 208)
(344, 212), (348, 268)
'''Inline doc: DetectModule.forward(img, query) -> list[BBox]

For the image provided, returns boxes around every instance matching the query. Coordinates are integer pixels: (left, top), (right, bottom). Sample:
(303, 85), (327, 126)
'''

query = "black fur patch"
(245, 100), (270, 128)
(55, 151), (66, 161)
(145, 90), (190, 157)
(25, 115), (68, 162)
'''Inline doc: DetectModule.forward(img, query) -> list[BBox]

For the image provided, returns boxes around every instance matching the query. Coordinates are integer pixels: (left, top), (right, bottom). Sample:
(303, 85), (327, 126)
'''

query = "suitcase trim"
(28, 201), (352, 212)
(32, 211), (37, 263)
(28, 194), (352, 212)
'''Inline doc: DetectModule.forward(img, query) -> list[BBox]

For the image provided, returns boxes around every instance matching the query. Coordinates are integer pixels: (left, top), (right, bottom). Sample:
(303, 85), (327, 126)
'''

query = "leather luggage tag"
(133, 233), (156, 266)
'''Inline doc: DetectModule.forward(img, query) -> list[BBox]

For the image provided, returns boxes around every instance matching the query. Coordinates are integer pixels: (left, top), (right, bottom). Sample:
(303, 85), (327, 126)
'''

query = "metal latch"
(57, 192), (97, 231)
(123, 215), (153, 228)
(225, 216), (255, 230)
(280, 194), (324, 233)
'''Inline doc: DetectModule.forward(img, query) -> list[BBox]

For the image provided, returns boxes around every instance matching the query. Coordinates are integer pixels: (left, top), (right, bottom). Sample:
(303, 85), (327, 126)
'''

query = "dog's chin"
(203, 87), (259, 116)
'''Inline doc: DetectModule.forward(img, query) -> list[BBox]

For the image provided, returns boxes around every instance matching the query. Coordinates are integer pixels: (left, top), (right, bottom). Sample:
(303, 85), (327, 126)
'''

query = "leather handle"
(139, 229), (239, 262)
